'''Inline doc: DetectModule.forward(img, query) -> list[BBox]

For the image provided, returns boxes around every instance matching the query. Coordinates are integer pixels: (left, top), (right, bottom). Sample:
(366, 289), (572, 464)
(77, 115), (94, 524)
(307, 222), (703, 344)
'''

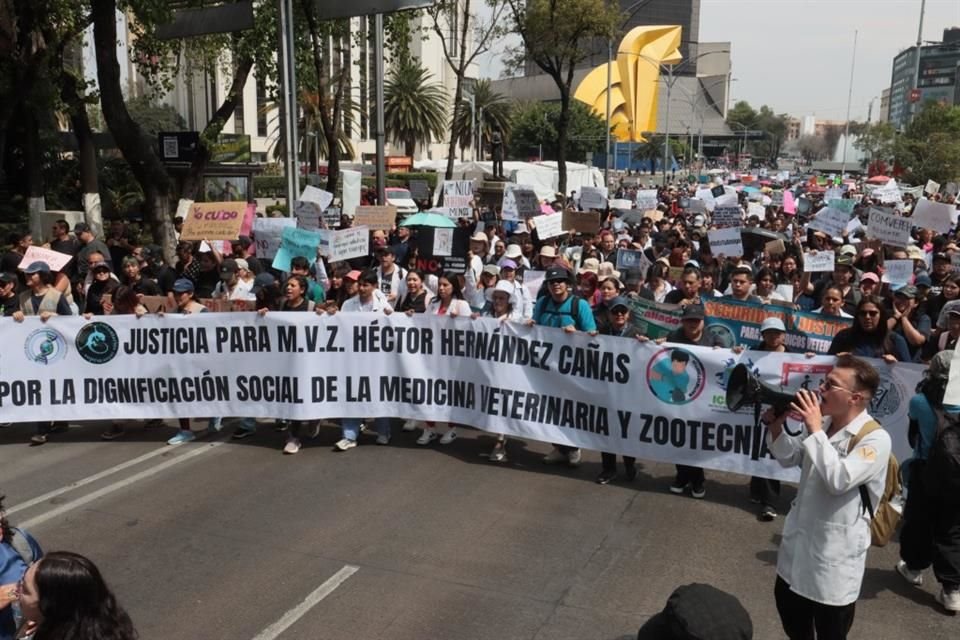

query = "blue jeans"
(238, 417), (255, 431)
(341, 418), (390, 441)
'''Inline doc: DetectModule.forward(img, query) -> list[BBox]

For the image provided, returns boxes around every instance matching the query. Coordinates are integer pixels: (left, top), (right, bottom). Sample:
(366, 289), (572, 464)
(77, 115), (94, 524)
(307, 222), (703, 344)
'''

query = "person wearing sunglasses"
(763, 355), (891, 640)
(828, 296), (910, 363)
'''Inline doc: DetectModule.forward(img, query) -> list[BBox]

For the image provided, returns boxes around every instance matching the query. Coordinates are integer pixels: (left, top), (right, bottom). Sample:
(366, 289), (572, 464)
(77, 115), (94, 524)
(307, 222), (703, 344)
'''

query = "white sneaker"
(283, 439), (301, 455)
(402, 420), (418, 432)
(334, 438), (357, 452)
(416, 429), (437, 446)
(375, 434), (391, 445)
(937, 587), (960, 612)
(439, 428), (458, 445)
(896, 560), (923, 586)
(567, 449), (582, 467)
(543, 448), (566, 464)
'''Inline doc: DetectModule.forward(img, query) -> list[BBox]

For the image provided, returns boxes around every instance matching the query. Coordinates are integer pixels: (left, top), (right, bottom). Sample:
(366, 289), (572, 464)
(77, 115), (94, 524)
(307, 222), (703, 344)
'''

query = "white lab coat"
(767, 410), (891, 606)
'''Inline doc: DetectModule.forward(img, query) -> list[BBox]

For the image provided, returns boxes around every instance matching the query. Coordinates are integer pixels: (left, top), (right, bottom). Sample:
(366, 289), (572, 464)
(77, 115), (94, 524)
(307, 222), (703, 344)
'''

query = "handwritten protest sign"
(562, 210), (601, 234)
(715, 192), (738, 208)
(433, 228), (453, 257)
(294, 200), (321, 230)
(946, 182), (959, 197)
(253, 218), (296, 259)
(747, 202), (765, 219)
(408, 180), (430, 200)
(323, 207), (342, 227)
(882, 259), (914, 285)
(712, 206), (742, 228)
(807, 207), (850, 237)
(828, 198), (855, 214)
(771, 191), (784, 206)
(442, 195), (473, 219)
(443, 180), (474, 197)
(803, 251), (835, 272)
(299, 186), (333, 212)
(329, 225), (369, 262)
(867, 208), (912, 247)
(501, 184), (536, 220)
(271, 227), (323, 272)
(354, 206), (396, 230)
(18, 246), (73, 272)
(765, 239), (786, 256)
(707, 227), (743, 257)
(579, 186), (608, 210)
(513, 189), (540, 219)
(534, 212), (564, 239)
(608, 198), (633, 210)
(635, 189), (658, 211)
(925, 179), (940, 196)
(783, 190), (796, 214)
(824, 187), (844, 202)
(180, 202), (247, 241)
(912, 199), (954, 233)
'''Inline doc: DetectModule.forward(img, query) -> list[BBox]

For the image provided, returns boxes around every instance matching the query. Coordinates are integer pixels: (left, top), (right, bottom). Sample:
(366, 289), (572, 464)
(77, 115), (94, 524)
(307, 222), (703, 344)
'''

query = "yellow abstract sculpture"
(574, 25), (682, 142)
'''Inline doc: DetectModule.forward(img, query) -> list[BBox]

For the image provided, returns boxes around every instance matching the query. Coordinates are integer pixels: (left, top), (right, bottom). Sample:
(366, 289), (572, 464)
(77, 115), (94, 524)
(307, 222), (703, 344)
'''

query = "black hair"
(358, 269), (379, 287)
(849, 295), (895, 356)
(671, 350), (690, 364)
(439, 271), (465, 300)
(285, 274), (309, 297)
(290, 256), (311, 271)
(731, 266), (753, 280)
(111, 286), (140, 315)
(0, 494), (10, 543)
(33, 551), (138, 640)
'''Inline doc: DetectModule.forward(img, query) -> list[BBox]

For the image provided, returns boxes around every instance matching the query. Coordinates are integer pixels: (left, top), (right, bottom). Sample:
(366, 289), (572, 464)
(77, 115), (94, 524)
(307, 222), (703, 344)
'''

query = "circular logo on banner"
(75, 322), (120, 364)
(705, 321), (737, 348)
(24, 328), (68, 365)
(870, 369), (903, 419)
(646, 347), (706, 405)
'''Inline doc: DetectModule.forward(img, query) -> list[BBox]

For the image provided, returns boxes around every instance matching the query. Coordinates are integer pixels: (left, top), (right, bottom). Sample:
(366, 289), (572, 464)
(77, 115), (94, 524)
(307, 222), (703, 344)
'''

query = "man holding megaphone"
(761, 355), (891, 640)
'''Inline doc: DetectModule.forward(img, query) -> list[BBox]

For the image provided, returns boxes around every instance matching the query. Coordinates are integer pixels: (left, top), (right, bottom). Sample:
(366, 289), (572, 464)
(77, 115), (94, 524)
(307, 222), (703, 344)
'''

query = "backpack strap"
(850, 419), (883, 519)
(9, 528), (36, 565)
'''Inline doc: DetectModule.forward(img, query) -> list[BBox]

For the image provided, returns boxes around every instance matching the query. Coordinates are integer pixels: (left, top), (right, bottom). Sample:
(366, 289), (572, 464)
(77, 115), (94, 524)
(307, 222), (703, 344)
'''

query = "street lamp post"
(662, 64), (673, 186)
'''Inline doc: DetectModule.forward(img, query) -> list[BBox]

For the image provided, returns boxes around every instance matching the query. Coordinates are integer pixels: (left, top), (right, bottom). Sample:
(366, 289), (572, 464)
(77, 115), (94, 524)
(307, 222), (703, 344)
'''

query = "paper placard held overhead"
(253, 218), (296, 259)
(18, 246), (73, 273)
(299, 185), (334, 212)
(707, 227), (744, 257)
(272, 226), (323, 272)
(329, 226), (370, 263)
(513, 189), (540, 219)
(615, 249), (644, 271)
(608, 198), (633, 210)
(323, 207), (342, 227)
(764, 239), (785, 255)
(579, 186), (608, 210)
(882, 259), (914, 285)
(561, 211), (601, 234)
(747, 202), (765, 219)
(912, 199), (954, 233)
(353, 206), (397, 230)
(408, 180), (430, 200)
(925, 180), (940, 196)
(294, 200), (322, 230)
(867, 208), (912, 247)
(433, 228), (453, 257)
(712, 206), (742, 228)
(443, 195), (473, 219)
(803, 251), (835, 272)
(501, 183), (537, 220)
(828, 198), (855, 214)
(442, 180), (474, 197)
(635, 190), (658, 211)
(806, 207), (850, 237)
(535, 212), (564, 239)
(180, 202), (248, 241)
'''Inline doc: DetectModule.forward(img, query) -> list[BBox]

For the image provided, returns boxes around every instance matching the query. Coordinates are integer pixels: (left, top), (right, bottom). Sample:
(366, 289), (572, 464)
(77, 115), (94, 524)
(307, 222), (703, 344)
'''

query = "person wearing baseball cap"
(929, 251), (953, 297)
(890, 285), (930, 363)
(858, 271), (880, 297)
(530, 265), (596, 467)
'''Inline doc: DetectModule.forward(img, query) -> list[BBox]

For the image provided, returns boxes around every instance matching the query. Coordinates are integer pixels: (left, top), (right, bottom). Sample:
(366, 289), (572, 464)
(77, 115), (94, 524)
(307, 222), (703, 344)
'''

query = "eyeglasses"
(819, 379), (855, 394)
(611, 308), (629, 315)
(858, 310), (880, 317)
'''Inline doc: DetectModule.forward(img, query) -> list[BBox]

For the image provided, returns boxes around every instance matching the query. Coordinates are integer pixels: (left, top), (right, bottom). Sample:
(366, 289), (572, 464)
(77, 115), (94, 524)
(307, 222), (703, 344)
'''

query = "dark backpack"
(925, 422), (960, 504)
(534, 294), (585, 328)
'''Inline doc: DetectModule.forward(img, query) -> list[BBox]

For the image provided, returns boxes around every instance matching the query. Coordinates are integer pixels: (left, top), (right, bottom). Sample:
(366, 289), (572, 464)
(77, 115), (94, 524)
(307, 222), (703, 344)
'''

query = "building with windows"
(887, 27), (960, 131)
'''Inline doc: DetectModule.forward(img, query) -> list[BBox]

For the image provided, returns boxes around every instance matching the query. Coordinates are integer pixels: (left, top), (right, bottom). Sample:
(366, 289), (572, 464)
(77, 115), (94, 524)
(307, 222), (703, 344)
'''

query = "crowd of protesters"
(2, 168), (960, 630)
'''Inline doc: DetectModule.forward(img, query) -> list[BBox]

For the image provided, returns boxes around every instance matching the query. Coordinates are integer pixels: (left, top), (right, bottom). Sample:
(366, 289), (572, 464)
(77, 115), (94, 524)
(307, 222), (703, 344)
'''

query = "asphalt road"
(1, 419), (957, 640)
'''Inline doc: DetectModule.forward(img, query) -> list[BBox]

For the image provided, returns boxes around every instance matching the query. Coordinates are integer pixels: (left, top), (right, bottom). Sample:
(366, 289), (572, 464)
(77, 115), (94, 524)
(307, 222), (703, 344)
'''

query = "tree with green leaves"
(507, 101), (606, 163)
(726, 100), (788, 162)
(451, 79), (511, 161)
(852, 121), (896, 170)
(426, 1), (507, 179)
(382, 58), (448, 159)
(504, 0), (620, 196)
(894, 101), (960, 184)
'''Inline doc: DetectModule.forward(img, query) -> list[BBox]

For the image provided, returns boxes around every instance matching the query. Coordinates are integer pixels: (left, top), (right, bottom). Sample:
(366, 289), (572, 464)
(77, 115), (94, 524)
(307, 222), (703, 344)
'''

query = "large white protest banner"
(807, 207), (850, 237)
(867, 208), (912, 247)
(912, 199), (954, 234)
(707, 227), (743, 257)
(579, 186), (608, 210)
(803, 251), (835, 273)
(329, 225), (369, 262)
(0, 314), (921, 481)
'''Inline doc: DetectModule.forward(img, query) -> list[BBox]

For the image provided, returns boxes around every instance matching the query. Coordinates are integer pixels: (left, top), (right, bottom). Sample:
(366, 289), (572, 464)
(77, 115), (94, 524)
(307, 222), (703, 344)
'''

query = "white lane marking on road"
(19, 443), (223, 529)
(7, 445), (176, 515)
(251, 565), (359, 640)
